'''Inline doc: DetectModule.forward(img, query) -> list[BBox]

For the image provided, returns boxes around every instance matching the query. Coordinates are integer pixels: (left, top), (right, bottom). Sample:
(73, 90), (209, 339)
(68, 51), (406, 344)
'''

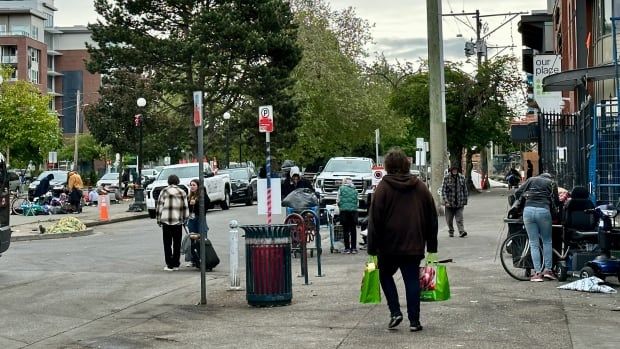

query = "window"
(0, 24), (6, 33)
(10, 25), (29, 36)
(44, 13), (54, 28)
(30, 25), (39, 40)
(28, 47), (40, 84)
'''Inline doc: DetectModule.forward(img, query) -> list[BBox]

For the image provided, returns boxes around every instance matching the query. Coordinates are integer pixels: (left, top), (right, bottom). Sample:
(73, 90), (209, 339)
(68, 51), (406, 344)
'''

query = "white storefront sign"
(533, 55), (562, 113)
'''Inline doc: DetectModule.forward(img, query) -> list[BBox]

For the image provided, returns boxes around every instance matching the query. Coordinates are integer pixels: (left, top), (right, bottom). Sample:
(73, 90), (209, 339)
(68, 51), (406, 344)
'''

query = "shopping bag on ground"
(419, 262), (451, 301)
(359, 256), (381, 304)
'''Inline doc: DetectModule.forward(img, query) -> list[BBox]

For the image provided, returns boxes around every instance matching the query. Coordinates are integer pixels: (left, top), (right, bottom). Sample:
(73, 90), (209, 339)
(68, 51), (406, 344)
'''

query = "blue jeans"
(523, 206), (553, 273)
(378, 255), (424, 324)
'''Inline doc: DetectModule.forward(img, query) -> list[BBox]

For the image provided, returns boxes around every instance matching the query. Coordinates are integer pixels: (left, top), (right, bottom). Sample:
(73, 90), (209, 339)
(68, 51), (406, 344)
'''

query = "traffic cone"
(98, 194), (110, 221)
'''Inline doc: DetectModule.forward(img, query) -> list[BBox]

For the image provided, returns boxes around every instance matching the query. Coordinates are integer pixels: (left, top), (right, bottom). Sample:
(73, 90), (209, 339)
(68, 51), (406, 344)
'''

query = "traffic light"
(134, 114), (142, 127)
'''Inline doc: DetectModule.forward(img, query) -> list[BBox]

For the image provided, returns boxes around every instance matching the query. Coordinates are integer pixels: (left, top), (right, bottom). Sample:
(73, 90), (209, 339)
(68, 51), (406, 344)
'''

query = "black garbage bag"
(282, 188), (318, 209)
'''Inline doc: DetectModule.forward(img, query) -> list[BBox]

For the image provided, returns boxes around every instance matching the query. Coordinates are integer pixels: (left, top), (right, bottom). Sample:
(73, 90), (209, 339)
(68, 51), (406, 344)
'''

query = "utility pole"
(443, 9), (526, 188)
(426, 0), (448, 213)
(73, 90), (80, 171)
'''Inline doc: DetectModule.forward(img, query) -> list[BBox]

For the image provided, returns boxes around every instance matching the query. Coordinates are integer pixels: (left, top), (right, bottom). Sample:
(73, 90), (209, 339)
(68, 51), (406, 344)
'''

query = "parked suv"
(314, 157), (375, 210)
(219, 166), (257, 206)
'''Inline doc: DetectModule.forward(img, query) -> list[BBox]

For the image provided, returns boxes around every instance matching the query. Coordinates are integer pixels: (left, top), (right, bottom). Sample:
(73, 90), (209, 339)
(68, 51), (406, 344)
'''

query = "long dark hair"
(189, 178), (200, 201)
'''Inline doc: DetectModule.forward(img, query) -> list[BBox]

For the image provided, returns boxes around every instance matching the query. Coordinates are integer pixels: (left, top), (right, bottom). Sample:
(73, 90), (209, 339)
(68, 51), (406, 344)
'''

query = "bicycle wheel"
(11, 197), (27, 215)
(500, 233), (534, 281)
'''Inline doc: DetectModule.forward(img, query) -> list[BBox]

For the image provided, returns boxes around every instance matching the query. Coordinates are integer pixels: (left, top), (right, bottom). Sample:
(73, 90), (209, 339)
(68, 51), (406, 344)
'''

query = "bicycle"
(499, 224), (576, 281)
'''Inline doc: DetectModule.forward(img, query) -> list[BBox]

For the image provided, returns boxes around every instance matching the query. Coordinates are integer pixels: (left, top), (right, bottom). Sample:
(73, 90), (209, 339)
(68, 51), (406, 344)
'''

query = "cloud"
(372, 36), (468, 63)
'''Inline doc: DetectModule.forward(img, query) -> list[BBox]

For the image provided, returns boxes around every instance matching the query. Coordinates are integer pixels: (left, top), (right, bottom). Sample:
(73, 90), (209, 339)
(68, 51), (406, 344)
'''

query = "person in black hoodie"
(33, 173), (54, 198)
(367, 147), (438, 332)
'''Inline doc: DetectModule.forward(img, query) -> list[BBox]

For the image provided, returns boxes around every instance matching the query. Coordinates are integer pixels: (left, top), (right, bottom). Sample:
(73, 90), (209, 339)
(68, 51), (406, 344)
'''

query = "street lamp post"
(129, 97), (147, 212)
(223, 112), (231, 168)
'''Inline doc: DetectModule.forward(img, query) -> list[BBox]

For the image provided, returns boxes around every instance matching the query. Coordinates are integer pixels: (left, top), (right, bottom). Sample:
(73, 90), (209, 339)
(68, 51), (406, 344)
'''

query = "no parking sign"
(372, 166), (386, 186)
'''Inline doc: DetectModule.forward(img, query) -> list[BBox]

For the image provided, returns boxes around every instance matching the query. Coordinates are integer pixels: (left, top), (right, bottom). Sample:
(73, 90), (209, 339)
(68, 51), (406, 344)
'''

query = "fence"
(590, 100), (620, 204)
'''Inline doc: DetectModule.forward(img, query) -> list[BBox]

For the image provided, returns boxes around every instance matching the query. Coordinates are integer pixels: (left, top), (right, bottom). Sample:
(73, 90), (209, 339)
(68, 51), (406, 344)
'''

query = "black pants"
(340, 210), (357, 250)
(69, 189), (82, 213)
(378, 255), (424, 324)
(162, 224), (182, 268)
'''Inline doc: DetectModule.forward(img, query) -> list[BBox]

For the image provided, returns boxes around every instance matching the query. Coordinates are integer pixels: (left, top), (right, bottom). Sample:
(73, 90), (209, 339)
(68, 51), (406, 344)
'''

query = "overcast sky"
(55, 0), (548, 66)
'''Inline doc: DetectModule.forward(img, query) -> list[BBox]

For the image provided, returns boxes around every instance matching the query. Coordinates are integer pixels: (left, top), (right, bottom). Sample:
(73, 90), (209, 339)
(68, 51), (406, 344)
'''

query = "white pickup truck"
(313, 157), (375, 211)
(145, 163), (231, 219)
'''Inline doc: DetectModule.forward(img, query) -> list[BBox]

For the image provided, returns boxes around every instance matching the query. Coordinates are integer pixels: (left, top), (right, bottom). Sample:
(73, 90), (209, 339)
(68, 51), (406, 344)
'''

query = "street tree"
(87, 0), (302, 159)
(389, 57), (521, 188)
(287, 1), (407, 166)
(0, 66), (62, 166)
(83, 70), (166, 179)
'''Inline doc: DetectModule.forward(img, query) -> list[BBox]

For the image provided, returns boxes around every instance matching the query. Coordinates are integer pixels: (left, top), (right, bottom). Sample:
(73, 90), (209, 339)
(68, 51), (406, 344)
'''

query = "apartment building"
(0, 0), (100, 135)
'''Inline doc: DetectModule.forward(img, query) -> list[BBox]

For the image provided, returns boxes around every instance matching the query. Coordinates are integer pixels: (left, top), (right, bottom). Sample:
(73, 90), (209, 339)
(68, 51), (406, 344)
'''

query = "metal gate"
(538, 112), (579, 189)
(590, 100), (620, 204)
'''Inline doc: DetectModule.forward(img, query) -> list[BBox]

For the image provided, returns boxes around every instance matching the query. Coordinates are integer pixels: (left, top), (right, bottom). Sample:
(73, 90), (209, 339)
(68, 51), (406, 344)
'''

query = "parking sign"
(258, 105), (273, 133)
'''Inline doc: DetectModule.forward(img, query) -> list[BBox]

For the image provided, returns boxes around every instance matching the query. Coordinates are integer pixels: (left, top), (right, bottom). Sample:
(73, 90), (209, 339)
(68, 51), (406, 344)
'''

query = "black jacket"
(34, 174), (54, 197)
(367, 174), (438, 256)
(515, 173), (560, 210)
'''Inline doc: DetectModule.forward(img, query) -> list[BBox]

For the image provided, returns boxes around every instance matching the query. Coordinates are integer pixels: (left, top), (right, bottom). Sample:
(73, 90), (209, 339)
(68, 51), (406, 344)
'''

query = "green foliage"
(0, 65), (62, 165)
(286, 1), (406, 166)
(389, 57), (522, 165)
(87, 0), (302, 160)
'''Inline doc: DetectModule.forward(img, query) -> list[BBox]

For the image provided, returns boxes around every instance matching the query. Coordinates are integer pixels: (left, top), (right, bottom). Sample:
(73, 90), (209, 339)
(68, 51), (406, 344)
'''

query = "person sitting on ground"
(88, 187), (99, 206)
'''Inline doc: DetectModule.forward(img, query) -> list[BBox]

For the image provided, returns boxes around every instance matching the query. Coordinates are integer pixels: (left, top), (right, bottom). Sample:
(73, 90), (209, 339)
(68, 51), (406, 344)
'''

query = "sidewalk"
(9, 199), (149, 241)
(24, 188), (620, 349)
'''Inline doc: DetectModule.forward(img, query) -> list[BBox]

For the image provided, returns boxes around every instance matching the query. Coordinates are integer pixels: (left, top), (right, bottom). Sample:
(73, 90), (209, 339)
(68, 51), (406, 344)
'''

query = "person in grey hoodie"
(367, 147), (438, 332)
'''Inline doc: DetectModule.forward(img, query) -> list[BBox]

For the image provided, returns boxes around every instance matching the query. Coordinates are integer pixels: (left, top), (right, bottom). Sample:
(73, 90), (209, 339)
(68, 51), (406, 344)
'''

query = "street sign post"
(259, 105), (274, 224)
(258, 105), (273, 133)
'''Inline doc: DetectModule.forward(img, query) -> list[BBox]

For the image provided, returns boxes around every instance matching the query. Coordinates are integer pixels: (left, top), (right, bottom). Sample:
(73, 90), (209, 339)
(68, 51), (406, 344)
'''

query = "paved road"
(0, 192), (618, 349)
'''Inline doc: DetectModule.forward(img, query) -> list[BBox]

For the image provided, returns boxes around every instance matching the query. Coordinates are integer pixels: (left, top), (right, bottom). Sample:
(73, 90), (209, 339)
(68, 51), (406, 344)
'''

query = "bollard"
(228, 219), (242, 290)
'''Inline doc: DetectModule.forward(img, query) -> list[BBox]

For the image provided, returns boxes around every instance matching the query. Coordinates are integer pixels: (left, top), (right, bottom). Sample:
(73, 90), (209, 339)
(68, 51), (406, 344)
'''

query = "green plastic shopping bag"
(359, 256), (381, 304)
(419, 261), (451, 302)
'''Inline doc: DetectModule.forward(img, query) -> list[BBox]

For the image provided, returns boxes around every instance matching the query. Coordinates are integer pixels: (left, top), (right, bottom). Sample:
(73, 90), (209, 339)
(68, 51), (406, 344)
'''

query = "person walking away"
(441, 165), (469, 237)
(337, 177), (359, 254)
(506, 166), (521, 190)
(67, 171), (84, 213)
(156, 174), (189, 271)
(186, 179), (209, 268)
(514, 172), (560, 282)
(367, 147), (438, 332)
(526, 160), (534, 179)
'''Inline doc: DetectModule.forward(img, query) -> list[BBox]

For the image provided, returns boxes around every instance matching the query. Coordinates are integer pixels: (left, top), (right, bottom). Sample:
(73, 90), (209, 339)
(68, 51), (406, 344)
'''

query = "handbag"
(359, 256), (381, 304)
(419, 261), (451, 302)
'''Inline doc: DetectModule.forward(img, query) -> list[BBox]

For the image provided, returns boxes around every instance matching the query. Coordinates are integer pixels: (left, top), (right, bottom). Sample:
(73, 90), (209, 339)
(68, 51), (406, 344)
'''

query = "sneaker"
(542, 270), (557, 280)
(409, 322), (423, 332)
(448, 231), (454, 237)
(459, 231), (468, 238)
(343, 249), (351, 254)
(351, 249), (358, 254)
(185, 262), (193, 267)
(173, 267), (179, 271)
(163, 266), (174, 271)
(388, 313), (403, 330)
(530, 272), (544, 282)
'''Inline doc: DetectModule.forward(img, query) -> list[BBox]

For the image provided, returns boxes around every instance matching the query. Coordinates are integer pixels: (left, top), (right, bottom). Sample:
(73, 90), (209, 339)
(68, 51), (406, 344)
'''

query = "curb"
(10, 228), (95, 242)
(9, 213), (150, 242)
